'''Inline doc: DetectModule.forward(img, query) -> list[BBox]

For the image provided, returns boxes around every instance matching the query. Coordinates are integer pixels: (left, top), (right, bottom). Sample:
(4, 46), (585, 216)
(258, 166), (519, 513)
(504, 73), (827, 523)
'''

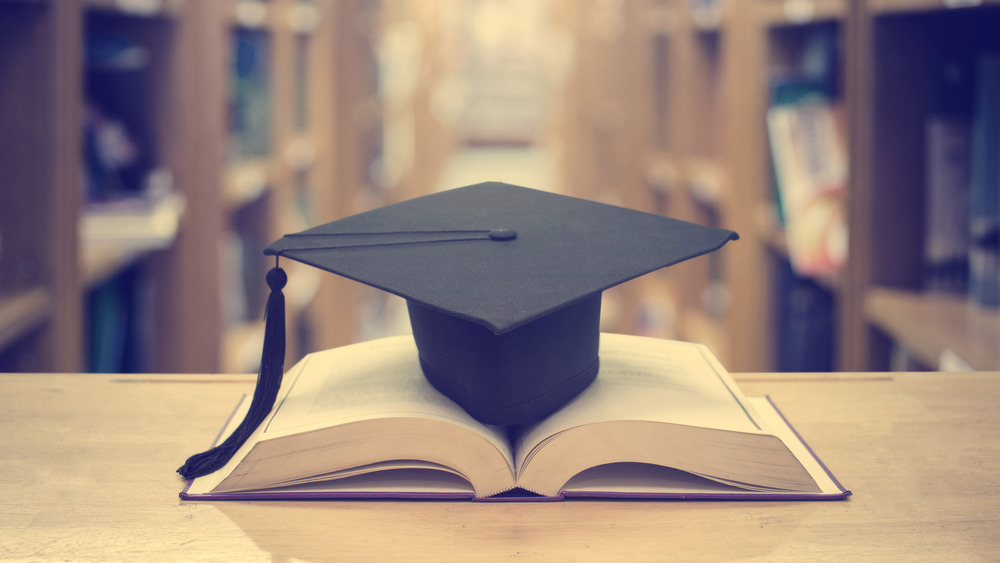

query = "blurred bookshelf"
(2, 0), (998, 374)
(848, 0), (1000, 371)
(552, 0), (999, 372)
(0, 0), (452, 373)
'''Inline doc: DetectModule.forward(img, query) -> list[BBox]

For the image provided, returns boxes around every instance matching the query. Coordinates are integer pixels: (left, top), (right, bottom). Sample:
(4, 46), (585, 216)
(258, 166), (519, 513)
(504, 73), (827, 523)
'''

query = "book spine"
(765, 79), (848, 278)
(86, 264), (151, 373)
(969, 54), (1000, 308)
(924, 117), (972, 294)
(230, 30), (273, 159)
(775, 261), (835, 372)
(923, 53), (973, 295)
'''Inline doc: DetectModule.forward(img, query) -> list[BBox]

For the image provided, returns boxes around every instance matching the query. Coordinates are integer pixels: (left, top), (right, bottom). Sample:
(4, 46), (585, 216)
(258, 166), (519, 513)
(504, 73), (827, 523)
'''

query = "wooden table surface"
(2, 371), (998, 561)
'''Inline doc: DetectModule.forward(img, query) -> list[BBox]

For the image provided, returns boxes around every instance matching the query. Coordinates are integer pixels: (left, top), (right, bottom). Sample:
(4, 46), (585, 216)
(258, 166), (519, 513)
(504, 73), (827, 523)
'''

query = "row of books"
(87, 264), (152, 373)
(764, 25), (846, 280)
(924, 53), (1000, 308)
(767, 45), (1000, 310)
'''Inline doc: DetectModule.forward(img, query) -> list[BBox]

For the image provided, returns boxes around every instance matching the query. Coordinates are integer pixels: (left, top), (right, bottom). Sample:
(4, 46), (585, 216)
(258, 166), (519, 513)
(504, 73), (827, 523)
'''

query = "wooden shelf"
(684, 156), (726, 208)
(78, 193), (184, 286)
(690, 1), (725, 33)
(544, 1), (1000, 373)
(644, 153), (681, 198)
(224, 159), (273, 212)
(283, 135), (316, 172)
(80, 238), (167, 288)
(0, 0), (360, 372)
(0, 288), (52, 350)
(6, 0), (993, 375)
(285, 1), (320, 34)
(230, 0), (275, 30)
(756, 0), (847, 26)
(864, 288), (1000, 370)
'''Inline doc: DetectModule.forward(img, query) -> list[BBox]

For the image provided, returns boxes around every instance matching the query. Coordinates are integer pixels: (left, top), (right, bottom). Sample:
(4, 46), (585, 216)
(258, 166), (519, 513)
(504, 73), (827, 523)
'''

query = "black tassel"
(177, 266), (287, 480)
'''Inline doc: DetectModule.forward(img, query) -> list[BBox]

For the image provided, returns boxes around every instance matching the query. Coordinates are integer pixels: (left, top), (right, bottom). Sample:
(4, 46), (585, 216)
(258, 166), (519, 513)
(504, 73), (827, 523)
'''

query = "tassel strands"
(177, 266), (287, 480)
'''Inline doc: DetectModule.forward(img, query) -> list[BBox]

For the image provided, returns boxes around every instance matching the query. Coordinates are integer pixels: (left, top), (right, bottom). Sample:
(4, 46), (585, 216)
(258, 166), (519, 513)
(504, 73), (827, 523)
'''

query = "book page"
(250, 468), (476, 496)
(515, 333), (765, 471)
(263, 336), (512, 464)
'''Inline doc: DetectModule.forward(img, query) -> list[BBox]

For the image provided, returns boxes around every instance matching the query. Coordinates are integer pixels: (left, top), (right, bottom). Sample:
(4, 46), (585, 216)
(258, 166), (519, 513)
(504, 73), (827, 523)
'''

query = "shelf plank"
(84, 0), (186, 19)
(757, 0), (847, 26)
(223, 159), (274, 212)
(80, 239), (165, 288)
(283, 135), (316, 172)
(286, 1), (320, 34)
(864, 288), (1000, 370)
(690, 1), (725, 32)
(230, 0), (279, 30)
(685, 156), (727, 208)
(869, 0), (1000, 15)
(644, 152), (681, 197)
(0, 287), (52, 350)
(79, 193), (184, 287)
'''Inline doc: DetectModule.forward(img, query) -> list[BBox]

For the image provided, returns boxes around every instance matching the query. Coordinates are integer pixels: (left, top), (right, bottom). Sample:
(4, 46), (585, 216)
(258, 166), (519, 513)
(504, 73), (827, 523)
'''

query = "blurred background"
(0, 0), (998, 375)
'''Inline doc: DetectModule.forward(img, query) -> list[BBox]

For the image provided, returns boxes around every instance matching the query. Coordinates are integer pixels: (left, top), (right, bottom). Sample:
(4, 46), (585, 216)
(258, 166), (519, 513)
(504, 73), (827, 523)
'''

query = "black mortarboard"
(178, 182), (737, 480)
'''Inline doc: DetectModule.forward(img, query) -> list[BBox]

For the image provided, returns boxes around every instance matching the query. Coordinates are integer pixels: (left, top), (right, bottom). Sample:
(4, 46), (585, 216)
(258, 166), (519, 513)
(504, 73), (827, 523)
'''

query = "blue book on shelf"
(969, 54), (1000, 308)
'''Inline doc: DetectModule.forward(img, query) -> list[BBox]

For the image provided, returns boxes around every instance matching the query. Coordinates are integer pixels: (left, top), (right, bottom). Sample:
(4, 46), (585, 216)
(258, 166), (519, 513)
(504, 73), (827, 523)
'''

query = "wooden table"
(2, 371), (998, 561)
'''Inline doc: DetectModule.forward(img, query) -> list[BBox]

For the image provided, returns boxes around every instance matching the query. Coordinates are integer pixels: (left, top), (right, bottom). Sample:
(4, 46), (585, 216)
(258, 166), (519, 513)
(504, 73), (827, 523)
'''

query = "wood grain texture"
(2, 371), (999, 560)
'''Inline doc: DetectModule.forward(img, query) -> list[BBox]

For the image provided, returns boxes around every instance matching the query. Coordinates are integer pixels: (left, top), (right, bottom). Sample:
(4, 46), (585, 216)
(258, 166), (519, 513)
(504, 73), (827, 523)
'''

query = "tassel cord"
(177, 266), (287, 480)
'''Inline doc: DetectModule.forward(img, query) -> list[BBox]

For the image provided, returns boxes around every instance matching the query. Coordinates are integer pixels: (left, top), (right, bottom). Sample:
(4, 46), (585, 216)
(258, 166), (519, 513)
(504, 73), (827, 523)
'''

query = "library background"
(0, 0), (998, 376)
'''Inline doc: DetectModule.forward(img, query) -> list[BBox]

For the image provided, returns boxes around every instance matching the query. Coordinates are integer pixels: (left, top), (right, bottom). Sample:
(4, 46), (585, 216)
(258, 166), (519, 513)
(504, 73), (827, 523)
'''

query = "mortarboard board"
(178, 182), (738, 480)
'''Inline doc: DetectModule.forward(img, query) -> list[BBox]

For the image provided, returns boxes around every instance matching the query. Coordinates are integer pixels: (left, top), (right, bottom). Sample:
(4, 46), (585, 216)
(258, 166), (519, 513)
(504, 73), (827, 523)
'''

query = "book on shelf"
(230, 30), (273, 160)
(181, 333), (849, 501)
(765, 79), (848, 278)
(924, 55), (973, 294)
(969, 53), (1000, 308)
(86, 264), (153, 374)
(775, 261), (835, 373)
(924, 114), (972, 293)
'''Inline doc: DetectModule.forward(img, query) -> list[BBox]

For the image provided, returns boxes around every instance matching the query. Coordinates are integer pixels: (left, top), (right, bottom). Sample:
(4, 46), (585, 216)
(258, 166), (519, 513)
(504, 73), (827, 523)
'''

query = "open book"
(181, 334), (849, 501)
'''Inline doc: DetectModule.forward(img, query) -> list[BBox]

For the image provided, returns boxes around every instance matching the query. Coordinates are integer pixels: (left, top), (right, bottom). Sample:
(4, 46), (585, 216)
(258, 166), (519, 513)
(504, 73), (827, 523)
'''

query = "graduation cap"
(178, 182), (737, 480)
